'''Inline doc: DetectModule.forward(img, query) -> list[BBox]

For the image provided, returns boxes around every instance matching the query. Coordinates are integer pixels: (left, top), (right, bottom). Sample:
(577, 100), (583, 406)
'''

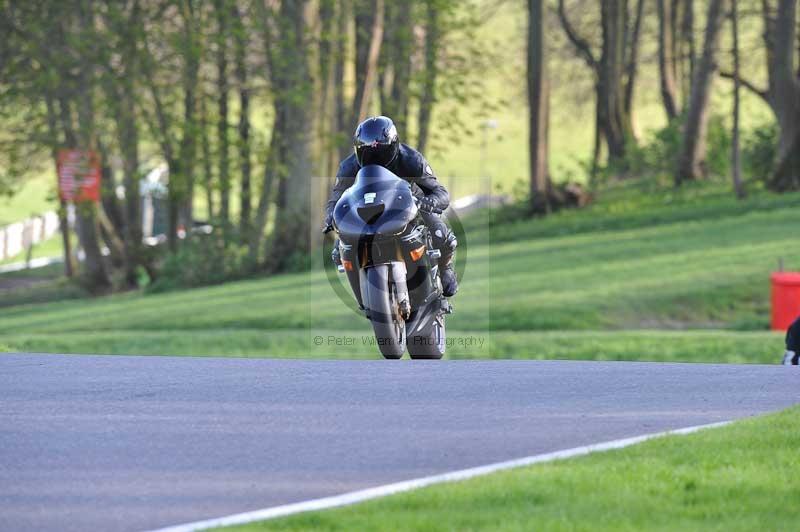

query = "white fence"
(0, 212), (61, 261)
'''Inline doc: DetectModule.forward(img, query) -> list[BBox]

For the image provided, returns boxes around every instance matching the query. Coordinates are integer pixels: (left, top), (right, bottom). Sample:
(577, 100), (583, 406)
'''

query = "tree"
(139, 0), (202, 251)
(355, 0), (384, 123)
(55, 0), (111, 290)
(417, 0), (439, 153)
(2, 0), (473, 289)
(232, 1), (251, 238)
(557, 0), (638, 163)
(528, 0), (551, 214)
(730, 0), (745, 199)
(623, 0), (646, 122)
(765, 0), (800, 191)
(214, 0), (231, 230)
(379, 2), (413, 135)
(719, 0), (800, 190)
(657, 0), (680, 120)
(199, 90), (215, 220)
(263, 0), (314, 271)
(679, 0), (696, 105)
(676, 0), (727, 185)
(99, 0), (150, 286)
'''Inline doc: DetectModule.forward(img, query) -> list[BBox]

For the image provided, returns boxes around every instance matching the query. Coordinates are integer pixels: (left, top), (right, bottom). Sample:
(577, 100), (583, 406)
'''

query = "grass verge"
(0, 329), (783, 364)
(220, 405), (800, 531)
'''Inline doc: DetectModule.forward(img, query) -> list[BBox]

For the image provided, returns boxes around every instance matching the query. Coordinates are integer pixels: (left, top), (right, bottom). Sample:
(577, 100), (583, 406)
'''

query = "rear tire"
(364, 267), (406, 359)
(408, 315), (446, 359)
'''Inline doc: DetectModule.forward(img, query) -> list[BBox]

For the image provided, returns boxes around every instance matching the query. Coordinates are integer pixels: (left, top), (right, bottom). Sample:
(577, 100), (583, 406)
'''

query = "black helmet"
(353, 116), (399, 167)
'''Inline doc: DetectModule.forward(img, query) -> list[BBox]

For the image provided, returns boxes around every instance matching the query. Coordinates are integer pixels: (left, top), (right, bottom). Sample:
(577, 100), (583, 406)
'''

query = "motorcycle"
(330, 164), (452, 359)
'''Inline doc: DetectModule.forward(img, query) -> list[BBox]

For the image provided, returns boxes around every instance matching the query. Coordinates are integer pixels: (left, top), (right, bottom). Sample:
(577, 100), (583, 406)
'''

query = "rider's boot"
(433, 226), (458, 297)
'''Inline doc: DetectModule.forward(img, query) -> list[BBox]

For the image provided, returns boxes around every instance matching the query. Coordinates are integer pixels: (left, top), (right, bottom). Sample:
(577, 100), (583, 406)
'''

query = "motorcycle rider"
(782, 315), (800, 365)
(323, 115), (458, 297)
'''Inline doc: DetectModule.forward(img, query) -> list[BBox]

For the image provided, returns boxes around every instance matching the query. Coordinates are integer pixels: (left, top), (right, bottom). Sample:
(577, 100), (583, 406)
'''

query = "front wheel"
(408, 315), (446, 359)
(364, 266), (406, 359)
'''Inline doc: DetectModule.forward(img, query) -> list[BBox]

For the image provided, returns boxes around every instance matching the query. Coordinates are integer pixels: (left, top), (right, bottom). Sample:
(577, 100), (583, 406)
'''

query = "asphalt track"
(1, 354), (798, 532)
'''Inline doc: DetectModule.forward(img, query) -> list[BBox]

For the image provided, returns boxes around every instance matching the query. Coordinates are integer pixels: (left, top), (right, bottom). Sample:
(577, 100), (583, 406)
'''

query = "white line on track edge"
(148, 420), (732, 532)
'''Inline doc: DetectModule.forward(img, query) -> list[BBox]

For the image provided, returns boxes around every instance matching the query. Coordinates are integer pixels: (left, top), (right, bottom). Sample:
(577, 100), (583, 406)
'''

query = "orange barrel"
(771, 272), (800, 331)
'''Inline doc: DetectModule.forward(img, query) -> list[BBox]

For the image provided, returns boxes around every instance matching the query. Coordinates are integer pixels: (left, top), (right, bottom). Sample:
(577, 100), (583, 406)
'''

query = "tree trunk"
(97, 141), (127, 269)
(108, 14), (147, 286)
(658, 0), (680, 120)
(381, 2), (412, 133)
(730, 0), (745, 199)
(44, 92), (76, 278)
(215, 0), (231, 231)
(232, 1), (251, 237)
(351, 0), (373, 127)
(599, 0), (632, 161)
(335, 0), (352, 160)
(717, 0), (800, 190)
(265, 0), (314, 271)
(528, 0), (551, 214)
(771, 127), (800, 190)
(355, 0), (384, 122)
(95, 0), (152, 286)
(417, 0), (439, 153)
(248, 115), (281, 264)
(72, 2), (111, 291)
(560, 0), (634, 163)
(318, 0), (336, 179)
(249, 0), (280, 263)
(178, 0), (200, 241)
(200, 94), (215, 220)
(624, 0), (645, 123)
(590, 93), (603, 182)
(767, 0), (800, 191)
(45, 89), (75, 278)
(679, 0), (696, 106)
(676, 0), (726, 185)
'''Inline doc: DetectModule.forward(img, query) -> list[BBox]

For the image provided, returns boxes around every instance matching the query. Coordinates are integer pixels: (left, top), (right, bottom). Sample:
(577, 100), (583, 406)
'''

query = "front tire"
(408, 315), (446, 359)
(364, 266), (406, 359)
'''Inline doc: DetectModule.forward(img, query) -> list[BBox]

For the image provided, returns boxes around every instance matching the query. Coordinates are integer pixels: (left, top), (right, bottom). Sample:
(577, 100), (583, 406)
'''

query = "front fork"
(335, 232), (444, 319)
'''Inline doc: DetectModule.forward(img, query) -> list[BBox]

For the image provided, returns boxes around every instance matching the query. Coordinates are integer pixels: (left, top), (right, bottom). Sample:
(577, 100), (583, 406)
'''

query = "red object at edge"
(770, 272), (800, 331)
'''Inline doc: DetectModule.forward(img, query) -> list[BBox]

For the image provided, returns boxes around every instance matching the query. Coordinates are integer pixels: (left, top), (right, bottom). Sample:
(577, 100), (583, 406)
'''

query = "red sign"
(57, 149), (101, 203)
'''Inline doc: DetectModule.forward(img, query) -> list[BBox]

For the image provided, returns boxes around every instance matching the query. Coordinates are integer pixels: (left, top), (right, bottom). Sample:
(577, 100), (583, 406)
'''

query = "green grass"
(0, 329), (783, 364)
(0, 233), (65, 266)
(0, 180), (796, 361)
(220, 405), (800, 532)
(0, 174), (56, 226)
(0, 241), (78, 308)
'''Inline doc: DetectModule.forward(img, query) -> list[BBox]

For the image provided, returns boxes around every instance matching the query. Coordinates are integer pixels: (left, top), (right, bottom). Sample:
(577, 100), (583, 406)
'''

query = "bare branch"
(719, 70), (770, 102)
(557, 0), (597, 70)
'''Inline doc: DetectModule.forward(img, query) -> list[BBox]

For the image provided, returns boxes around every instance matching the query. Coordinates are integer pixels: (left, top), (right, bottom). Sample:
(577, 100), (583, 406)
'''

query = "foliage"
(704, 114), (733, 178)
(595, 114), (741, 183)
(742, 121), (778, 183)
(2, 0), (497, 290)
(147, 232), (254, 293)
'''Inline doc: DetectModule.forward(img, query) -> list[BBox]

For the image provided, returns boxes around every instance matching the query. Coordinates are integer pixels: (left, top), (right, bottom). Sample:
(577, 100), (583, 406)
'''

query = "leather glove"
(418, 196), (442, 214)
(322, 213), (334, 234)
